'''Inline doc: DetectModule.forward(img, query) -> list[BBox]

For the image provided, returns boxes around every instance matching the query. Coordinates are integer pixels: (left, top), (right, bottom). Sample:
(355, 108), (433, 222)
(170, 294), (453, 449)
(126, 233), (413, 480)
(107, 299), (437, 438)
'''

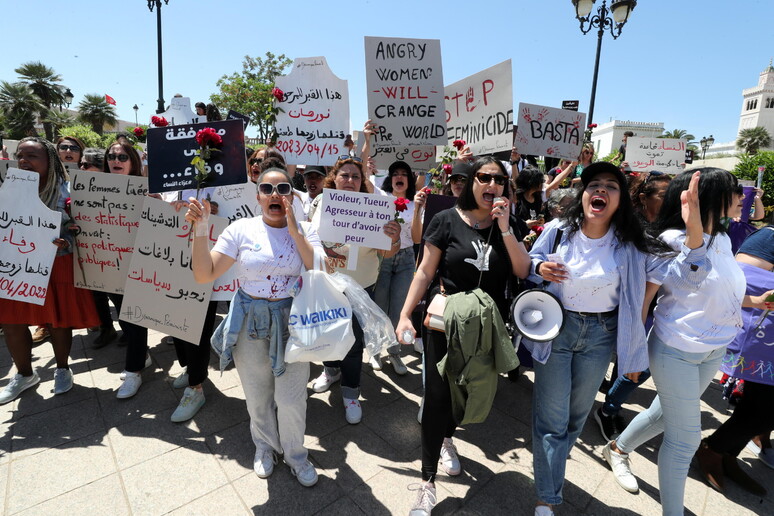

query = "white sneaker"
(417, 397), (424, 424)
(119, 354), (152, 380)
(253, 448), (277, 478)
(170, 387), (205, 422)
(344, 397), (362, 424)
(369, 354), (382, 371)
(0, 372), (40, 404)
(602, 441), (639, 493)
(116, 372), (142, 399)
(53, 368), (73, 395)
(311, 369), (341, 393)
(387, 353), (408, 375)
(439, 438), (461, 476)
(408, 482), (436, 516)
(534, 505), (555, 516)
(413, 337), (424, 354)
(172, 370), (189, 389)
(291, 460), (318, 487)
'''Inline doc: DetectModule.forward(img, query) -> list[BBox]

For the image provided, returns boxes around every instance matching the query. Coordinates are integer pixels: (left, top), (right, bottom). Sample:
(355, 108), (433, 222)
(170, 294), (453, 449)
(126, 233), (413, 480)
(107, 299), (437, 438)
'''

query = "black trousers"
(171, 301), (218, 386)
(107, 293), (148, 372)
(705, 380), (774, 456)
(91, 290), (113, 328)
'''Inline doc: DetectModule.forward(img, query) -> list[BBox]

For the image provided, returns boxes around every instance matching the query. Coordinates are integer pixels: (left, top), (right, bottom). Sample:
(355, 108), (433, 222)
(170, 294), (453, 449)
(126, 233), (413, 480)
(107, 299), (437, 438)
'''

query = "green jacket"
(437, 288), (519, 425)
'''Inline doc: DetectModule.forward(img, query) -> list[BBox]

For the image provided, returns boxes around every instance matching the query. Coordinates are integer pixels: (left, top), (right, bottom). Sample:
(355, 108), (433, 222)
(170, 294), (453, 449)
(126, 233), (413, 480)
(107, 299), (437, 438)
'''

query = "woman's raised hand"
(185, 197), (211, 237)
(681, 171), (703, 249)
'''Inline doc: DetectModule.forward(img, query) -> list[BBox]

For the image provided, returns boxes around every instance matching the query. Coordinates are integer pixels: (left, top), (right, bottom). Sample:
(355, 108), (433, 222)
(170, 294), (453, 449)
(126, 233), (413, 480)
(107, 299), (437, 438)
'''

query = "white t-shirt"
(212, 218), (322, 299)
(396, 199), (415, 249)
(558, 227), (621, 312)
(653, 230), (746, 352)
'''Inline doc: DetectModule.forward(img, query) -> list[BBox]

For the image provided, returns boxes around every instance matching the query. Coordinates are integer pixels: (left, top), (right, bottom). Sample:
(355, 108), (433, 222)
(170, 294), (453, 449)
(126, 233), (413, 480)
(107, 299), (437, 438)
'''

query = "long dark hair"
(651, 167), (739, 246)
(381, 162), (417, 199)
(457, 156), (511, 211)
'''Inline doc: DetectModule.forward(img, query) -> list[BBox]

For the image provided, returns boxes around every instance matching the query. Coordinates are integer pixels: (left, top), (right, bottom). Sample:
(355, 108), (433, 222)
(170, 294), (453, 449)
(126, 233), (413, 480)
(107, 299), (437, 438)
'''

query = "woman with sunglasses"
(0, 137), (99, 404)
(602, 170), (757, 516)
(395, 156), (532, 515)
(185, 167), (323, 486)
(571, 143), (595, 186)
(309, 156), (402, 425)
(55, 136), (84, 169)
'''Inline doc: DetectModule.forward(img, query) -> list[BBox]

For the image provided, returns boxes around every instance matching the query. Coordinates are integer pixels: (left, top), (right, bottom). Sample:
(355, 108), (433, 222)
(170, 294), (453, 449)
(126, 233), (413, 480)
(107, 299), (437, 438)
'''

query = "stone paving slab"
(0, 327), (772, 515)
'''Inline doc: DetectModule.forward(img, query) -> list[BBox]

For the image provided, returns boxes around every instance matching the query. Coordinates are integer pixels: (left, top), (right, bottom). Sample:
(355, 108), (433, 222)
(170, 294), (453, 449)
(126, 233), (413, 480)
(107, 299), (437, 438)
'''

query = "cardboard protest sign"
(626, 137), (686, 174)
(274, 57), (349, 166)
(153, 96), (206, 126)
(119, 197), (225, 341)
(514, 103), (586, 160)
(355, 133), (436, 174)
(365, 36), (447, 146)
(0, 160), (18, 184)
(147, 119), (247, 194)
(445, 60), (513, 155)
(316, 189), (393, 250)
(69, 170), (148, 294)
(0, 168), (59, 305)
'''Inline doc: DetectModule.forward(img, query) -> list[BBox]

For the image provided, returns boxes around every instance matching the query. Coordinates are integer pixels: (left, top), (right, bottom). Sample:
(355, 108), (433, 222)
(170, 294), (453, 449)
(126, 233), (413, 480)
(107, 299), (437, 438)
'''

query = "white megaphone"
(511, 289), (565, 342)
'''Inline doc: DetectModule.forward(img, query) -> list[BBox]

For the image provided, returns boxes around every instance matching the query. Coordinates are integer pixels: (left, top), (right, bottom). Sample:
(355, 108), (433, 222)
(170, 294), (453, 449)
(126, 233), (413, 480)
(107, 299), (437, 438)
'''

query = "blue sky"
(4, 0), (772, 145)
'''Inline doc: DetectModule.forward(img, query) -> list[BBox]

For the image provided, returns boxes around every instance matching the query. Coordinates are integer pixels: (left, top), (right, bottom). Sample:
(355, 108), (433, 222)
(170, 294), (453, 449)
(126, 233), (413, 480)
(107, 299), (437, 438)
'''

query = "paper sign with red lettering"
(355, 132), (435, 174)
(0, 168), (59, 305)
(365, 36), (447, 146)
(626, 137), (686, 174)
(314, 189), (392, 250)
(69, 170), (148, 294)
(119, 197), (226, 341)
(514, 103), (586, 160)
(274, 57), (349, 166)
(445, 60), (513, 155)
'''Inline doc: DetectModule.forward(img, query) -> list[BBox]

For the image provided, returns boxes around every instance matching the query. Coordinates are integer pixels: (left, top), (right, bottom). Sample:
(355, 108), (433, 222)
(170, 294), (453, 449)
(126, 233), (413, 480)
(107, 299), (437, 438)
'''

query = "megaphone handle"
(541, 229), (564, 288)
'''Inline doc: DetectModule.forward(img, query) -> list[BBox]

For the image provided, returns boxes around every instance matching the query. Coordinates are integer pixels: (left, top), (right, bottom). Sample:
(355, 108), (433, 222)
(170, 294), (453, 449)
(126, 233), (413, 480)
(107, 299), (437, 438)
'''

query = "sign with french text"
(119, 197), (226, 341)
(316, 189), (392, 250)
(445, 60), (513, 155)
(0, 168), (59, 305)
(626, 137), (686, 174)
(69, 170), (148, 294)
(146, 119), (247, 194)
(274, 57), (349, 166)
(365, 36), (447, 146)
(514, 103), (586, 160)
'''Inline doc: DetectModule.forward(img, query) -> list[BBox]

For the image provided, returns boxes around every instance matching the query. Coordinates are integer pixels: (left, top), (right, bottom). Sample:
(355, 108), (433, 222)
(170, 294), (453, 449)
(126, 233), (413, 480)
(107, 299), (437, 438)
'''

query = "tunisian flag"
(105, 94), (117, 105)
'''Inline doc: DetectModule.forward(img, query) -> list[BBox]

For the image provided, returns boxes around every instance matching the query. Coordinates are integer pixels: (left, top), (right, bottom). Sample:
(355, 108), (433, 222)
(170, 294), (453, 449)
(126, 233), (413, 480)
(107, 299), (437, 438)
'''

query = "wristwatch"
(501, 228), (514, 237)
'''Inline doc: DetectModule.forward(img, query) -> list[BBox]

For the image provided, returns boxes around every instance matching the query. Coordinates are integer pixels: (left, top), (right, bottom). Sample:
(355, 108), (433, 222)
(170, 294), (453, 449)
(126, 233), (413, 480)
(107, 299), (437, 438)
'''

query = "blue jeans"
(603, 367), (651, 416)
(373, 247), (415, 354)
(532, 311), (618, 505)
(616, 332), (725, 516)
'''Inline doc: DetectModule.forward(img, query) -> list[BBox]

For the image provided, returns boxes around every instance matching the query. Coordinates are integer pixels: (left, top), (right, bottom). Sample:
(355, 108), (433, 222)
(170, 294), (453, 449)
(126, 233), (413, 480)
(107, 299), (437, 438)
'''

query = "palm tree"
(0, 81), (41, 139)
(737, 127), (772, 155)
(659, 129), (696, 142)
(77, 94), (118, 135)
(42, 108), (76, 138)
(15, 61), (66, 140)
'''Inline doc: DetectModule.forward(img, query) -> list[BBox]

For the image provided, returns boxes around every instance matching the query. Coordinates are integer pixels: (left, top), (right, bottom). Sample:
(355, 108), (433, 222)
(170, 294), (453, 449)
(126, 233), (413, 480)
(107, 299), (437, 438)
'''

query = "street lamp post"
(133, 104), (139, 126)
(572, 0), (637, 125)
(700, 135), (714, 160)
(60, 88), (74, 111)
(147, 0), (170, 114)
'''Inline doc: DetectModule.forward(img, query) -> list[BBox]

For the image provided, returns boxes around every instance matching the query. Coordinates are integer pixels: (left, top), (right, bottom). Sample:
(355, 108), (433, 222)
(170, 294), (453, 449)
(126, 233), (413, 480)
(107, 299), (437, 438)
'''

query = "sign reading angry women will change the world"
(514, 103), (586, 161)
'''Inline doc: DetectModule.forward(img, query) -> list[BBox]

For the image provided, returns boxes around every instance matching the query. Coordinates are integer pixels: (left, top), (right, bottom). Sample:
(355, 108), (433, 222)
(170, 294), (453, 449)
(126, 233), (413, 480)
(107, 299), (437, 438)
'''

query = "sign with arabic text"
(355, 133), (436, 174)
(626, 137), (686, 174)
(0, 168), (59, 305)
(514, 103), (586, 160)
(445, 60), (513, 155)
(365, 36), (447, 146)
(146, 119), (246, 194)
(315, 189), (393, 250)
(119, 197), (226, 341)
(274, 56), (349, 166)
(69, 170), (148, 294)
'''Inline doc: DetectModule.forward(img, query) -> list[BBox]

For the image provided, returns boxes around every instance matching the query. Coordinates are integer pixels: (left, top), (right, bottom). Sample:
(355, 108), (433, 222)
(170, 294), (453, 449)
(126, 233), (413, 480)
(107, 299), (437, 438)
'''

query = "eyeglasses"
(107, 153), (130, 162)
(337, 155), (363, 163)
(59, 144), (80, 152)
(450, 176), (467, 184)
(249, 158), (263, 166)
(79, 161), (97, 169)
(474, 172), (507, 186)
(258, 182), (292, 196)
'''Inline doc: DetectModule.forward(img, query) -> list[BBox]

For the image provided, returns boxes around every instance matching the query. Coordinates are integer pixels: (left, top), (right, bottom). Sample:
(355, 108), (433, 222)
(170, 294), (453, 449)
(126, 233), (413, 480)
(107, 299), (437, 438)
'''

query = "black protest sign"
(227, 110), (250, 128)
(147, 119), (247, 194)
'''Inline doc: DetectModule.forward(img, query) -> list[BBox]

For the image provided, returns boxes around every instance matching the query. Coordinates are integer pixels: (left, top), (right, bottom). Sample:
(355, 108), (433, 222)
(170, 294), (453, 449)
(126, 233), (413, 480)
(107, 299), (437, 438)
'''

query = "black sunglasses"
(79, 161), (97, 169)
(250, 158), (263, 165)
(258, 182), (292, 196)
(450, 175), (467, 184)
(107, 153), (130, 162)
(474, 172), (507, 186)
(337, 155), (363, 163)
(59, 144), (80, 152)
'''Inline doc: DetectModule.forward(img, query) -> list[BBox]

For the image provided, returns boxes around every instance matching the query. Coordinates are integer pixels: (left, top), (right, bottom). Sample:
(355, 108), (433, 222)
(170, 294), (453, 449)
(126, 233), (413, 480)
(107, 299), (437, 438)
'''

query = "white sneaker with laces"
(0, 372), (40, 404)
(53, 368), (73, 395)
(408, 482), (436, 516)
(311, 369), (341, 393)
(116, 372), (142, 399)
(291, 460), (318, 487)
(253, 449), (277, 478)
(602, 441), (639, 493)
(439, 437), (461, 476)
(344, 397), (362, 424)
(387, 353), (408, 375)
(119, 354), (151, 380)
(369, 354), (382, 371)
(170, 387), (205, 422)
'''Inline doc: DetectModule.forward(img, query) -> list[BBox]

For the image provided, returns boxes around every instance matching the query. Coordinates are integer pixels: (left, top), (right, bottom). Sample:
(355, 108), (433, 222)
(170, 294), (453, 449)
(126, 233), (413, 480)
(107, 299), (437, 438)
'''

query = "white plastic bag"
(285, 258), (355, 363)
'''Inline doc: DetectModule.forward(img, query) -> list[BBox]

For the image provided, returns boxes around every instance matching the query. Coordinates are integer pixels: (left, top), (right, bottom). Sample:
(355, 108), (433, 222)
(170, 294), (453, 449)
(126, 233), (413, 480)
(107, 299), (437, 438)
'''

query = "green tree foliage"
(77, 94), (118, 135)
(58, 124), (115, 149)
(0, 81), (41, 139)
(43, 109), (76, 137)
(734, 150), (774, 213)
(210, 52), (292, 142)
(15, 61), (68, 141)
(736, 127), (772, 155)
(658, 128), (696, 141)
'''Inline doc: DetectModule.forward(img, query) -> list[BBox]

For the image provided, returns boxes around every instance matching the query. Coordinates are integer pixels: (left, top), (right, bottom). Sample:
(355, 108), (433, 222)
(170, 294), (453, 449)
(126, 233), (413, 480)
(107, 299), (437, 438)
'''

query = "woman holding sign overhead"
(0, 137), (99, 404)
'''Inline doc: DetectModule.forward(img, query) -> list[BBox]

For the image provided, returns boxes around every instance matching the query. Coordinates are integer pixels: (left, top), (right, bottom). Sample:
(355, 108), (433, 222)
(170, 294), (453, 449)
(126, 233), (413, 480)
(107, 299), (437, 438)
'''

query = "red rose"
(423, 187), (432, 195)
(452, 139), (466, 150)
(133, 126), (145, 137)
(272, 87), (284, 103)
(64, 197), (72, 217)
(394, 197), (409, 212)
(195, 127), (223, 148)
(151, 116), (168, 127)
(442, 163), (452, 174)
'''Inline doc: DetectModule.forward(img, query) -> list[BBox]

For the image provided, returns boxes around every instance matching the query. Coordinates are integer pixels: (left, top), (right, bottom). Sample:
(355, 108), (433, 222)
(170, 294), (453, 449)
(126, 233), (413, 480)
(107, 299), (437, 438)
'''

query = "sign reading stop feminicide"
(315, 189), (392, 250)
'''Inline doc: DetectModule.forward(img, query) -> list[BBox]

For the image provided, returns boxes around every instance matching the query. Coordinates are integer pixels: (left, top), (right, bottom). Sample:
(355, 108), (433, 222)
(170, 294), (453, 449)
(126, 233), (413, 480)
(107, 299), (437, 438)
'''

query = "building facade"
(590, 119), (664, 157)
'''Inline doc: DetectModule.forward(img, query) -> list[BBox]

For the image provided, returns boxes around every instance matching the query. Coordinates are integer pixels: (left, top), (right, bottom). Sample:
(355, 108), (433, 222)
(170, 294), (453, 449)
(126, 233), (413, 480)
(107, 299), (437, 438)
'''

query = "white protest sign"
(274, 57), (349, 166)
(626, 137), (686, 174)
(355, 133), (436, 174)
(316, 189), (392, 250)
(365, 36), (447, 146)
(514, 103), (586, 160)
(152, 96), (206, 126)
(445, 60), (513, 155)
(119, 197), (224, 341)
(69, 171), (148, 294)
(0, 168), (59, 305)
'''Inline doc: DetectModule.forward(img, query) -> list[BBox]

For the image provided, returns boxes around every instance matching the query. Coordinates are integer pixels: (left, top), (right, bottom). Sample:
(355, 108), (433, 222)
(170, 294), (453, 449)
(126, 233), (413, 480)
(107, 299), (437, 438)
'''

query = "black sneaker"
(594, 407), (627, 441)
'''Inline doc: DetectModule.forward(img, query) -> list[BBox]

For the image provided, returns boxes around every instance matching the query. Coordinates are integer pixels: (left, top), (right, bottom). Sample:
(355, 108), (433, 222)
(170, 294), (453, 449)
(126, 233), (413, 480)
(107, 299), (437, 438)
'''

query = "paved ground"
(0, 321), (772, 515)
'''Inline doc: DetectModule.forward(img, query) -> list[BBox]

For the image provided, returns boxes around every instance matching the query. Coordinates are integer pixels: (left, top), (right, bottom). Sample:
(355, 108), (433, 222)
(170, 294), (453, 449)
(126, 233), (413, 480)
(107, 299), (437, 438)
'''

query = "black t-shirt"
(515, 193), (544, 225)
(619, 143), (626, 160)
(423, 208), (527, 315)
